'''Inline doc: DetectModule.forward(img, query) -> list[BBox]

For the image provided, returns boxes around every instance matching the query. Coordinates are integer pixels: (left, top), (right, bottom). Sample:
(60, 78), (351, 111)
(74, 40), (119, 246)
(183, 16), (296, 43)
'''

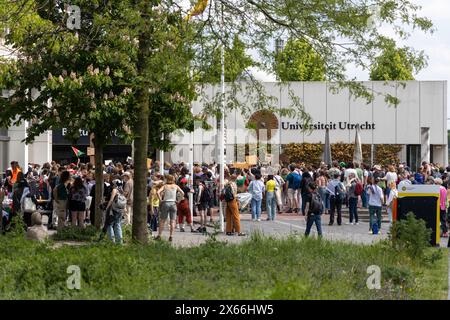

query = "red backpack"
(355, 182), (363, 196)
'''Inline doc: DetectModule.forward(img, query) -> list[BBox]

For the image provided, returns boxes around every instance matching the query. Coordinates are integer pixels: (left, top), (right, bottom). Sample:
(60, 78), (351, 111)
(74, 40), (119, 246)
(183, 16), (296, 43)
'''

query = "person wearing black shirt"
(304, 183), (323, 238)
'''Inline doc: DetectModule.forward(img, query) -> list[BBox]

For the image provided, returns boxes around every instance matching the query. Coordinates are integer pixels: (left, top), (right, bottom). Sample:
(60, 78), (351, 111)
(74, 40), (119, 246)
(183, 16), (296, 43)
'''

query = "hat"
(434, 178), (443, 185)
(122, 172), (131, 177)
(339, 162), (346, 167)
(373, 165), (381, 171)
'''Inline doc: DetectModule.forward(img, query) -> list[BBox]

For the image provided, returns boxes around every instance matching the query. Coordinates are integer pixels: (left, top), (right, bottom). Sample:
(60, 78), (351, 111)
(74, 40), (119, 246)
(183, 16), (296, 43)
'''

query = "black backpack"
(309, 192), (323, 214)
(224, 184), (234, 202)
(200, 184), (213, 203)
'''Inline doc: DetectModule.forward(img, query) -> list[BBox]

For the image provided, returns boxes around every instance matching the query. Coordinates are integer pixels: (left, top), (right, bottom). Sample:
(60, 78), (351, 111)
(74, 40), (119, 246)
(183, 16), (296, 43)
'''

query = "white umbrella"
(353, 126), (363, 164)
(322, 128), (332, 166)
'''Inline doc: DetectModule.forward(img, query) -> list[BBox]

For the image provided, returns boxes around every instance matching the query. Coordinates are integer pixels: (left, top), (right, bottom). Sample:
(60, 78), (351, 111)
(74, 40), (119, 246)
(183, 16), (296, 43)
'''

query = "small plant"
(5, 215), (26, 238)
(52, 225), (100, 242)
(388, 212), (431, 261)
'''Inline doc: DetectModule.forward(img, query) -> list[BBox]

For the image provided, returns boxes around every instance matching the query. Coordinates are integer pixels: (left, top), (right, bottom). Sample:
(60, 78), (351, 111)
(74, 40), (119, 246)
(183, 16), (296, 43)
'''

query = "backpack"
(112, 190), (127, 212)
(291, 172), (302, 190)
(309, 192), (323, 214)
(334, 182), (346, 202)
(200, 184), (213, 203)
(224, 184), (234, 202)
(355, 182), (363, 196)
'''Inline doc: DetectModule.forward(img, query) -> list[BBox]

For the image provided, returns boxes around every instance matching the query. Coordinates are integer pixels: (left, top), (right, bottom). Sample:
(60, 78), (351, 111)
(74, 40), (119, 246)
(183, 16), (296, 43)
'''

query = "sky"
(251, 0), (450, 124)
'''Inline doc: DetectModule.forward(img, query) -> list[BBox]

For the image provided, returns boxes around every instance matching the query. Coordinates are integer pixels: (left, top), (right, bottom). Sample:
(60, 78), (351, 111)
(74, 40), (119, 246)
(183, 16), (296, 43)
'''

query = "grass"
(0, 232), (447, 300)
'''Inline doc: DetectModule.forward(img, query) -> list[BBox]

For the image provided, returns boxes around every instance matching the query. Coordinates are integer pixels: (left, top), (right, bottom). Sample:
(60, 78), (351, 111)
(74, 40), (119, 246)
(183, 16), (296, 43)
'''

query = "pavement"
(43, 207), (450, 248)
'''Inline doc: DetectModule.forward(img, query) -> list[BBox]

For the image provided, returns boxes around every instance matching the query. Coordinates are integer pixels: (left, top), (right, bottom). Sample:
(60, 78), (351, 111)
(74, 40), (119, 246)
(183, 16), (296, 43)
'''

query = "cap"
(180, 178), (188, 184)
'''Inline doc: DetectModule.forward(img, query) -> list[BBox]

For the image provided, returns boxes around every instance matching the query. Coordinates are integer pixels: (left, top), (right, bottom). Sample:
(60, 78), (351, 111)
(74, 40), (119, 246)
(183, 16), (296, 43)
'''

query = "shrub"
(389, 212), (432, 260)
(52, 225), (100, 242)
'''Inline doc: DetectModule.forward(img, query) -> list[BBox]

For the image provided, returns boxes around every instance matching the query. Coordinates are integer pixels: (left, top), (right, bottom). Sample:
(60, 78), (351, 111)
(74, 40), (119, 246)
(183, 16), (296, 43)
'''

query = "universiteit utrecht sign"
(281, 121), (375, 131)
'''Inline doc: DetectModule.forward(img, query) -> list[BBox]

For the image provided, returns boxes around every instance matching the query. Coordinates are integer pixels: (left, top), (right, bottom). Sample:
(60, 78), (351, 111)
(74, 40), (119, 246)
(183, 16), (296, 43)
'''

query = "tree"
(195, 34), (255, 83)
(0, 0), (138, 229)
(370, 39), (427, 81)
(274, 38), (325, 81)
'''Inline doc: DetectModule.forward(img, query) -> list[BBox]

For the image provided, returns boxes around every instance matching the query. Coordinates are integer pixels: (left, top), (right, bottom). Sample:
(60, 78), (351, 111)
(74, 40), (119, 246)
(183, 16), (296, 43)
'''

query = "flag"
(322, 128), (332, 166)
(185, 0), (209, 21)
(71, 146), (85, 157)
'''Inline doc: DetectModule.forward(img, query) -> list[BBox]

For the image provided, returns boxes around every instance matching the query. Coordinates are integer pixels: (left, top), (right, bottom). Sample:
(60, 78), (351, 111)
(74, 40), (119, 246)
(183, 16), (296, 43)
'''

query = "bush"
(52, 225), (100, 242)
(389, 212), (432, 260)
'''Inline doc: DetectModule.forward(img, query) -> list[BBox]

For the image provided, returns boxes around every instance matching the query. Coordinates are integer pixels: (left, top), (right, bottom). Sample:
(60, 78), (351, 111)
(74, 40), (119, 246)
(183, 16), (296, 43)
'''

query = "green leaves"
(274, 38), (326, 81)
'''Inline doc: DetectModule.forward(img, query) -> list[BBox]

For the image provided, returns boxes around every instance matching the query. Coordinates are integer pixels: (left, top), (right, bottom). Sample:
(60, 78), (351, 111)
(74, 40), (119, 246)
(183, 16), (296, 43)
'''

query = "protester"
(265, 175), (277, 221)
(225, 175), (245, 236)
(326, 173), (345, 226)
(367, 177), (384, 234)
(68, 176), (88, 229)
(248, 173), (265, 222)
(304, 182), (323, 238)
(105, 179), (125, 244)
(122, 171), (134, 225)
(156, 175), (184, 242)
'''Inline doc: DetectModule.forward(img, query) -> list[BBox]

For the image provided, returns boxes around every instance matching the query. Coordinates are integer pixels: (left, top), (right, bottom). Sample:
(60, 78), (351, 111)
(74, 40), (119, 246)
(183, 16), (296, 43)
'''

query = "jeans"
(266, 192), (277, 221)
(251, 198), (262, 220)
(348, 197), (358, 223)
(301, 193), (309, 215)
(305, 214), (322, 237)
(441, 209), (448, 234)
(361, 189), (368, 208)
(369, 206), (382, 231)
(107, 218), (123, 244)
(329, 196), (342, 225)
(318, 187), (328, 211)
(387, 207), (393, 224)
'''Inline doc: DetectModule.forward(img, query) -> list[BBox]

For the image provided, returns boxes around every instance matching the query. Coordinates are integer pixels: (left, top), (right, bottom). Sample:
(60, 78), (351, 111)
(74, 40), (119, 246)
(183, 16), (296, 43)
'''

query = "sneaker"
(190, 228), (196, 233)
(355, 222), (359, 225)
(154, 235), (161, 241)
(257, 218), (261, 222)
(252, 219), (257, 222)
(175, 224), (179, 229)
(180, 227), (185, 232)
(345, 222), (352, 225)
(168, 236), (173, 242)
(266, 218), (271, 221)
(226, 232), (234, 236)
(286, 208), (293, 213)
(328, 222), (333, 226)
(368, 231), (373, 234)
(237, 232), (247, 236)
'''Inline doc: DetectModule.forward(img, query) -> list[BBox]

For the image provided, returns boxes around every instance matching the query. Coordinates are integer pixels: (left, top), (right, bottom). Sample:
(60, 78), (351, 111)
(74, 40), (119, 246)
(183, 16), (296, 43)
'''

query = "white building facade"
(167, 81), (448, 170)
(1, 81), (448, 172)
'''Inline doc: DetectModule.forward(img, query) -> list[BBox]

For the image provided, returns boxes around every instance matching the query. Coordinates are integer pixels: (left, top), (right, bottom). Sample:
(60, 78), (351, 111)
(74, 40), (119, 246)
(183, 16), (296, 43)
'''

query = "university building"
(1, 81), (448, 172)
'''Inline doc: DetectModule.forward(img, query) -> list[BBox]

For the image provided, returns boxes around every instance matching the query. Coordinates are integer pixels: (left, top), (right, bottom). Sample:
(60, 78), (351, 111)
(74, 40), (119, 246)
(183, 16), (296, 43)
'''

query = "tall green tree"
(0, 0), (138, 229)
(274, 38), (326, 81)
(370, 39), (427, 81)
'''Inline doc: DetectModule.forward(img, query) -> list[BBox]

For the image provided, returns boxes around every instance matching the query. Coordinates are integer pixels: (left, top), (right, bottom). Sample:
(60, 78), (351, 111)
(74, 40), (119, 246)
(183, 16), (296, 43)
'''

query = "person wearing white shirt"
(367, 177), (384, 234)
(385, 181), (398, 224)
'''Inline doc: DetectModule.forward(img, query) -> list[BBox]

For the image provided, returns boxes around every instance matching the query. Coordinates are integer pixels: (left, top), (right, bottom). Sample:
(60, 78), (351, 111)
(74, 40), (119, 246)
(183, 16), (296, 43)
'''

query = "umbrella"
(322, 128), (332, 166)
(353, 126), (363, 164)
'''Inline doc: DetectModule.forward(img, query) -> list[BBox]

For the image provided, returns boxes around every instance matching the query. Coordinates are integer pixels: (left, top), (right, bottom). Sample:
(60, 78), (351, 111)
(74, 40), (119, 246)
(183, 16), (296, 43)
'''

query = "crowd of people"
(1, 158), (450, 244)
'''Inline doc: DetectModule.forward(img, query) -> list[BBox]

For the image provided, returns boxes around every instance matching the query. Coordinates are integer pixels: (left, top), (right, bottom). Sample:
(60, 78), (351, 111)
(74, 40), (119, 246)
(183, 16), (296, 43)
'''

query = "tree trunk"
(132, 16), (151, 243)
(94, 138), (104, 229)
(132, 88), (149, 243)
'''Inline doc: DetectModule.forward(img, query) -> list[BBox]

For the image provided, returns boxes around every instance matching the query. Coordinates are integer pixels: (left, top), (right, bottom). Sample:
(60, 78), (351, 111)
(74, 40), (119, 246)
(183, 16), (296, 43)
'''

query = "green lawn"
(0, 234), (447, 299)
